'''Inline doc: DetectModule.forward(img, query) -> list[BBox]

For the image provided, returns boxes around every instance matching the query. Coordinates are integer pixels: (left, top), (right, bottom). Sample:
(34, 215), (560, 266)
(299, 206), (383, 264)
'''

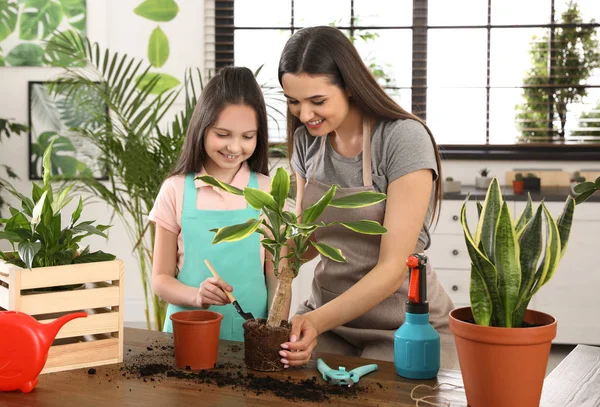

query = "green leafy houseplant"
(460, 178), (575, 328)
(199, 167), (387, 327)
(42, 31), (286, 330)
(0, 141), (115, 272)
(573, 175), (600, 204)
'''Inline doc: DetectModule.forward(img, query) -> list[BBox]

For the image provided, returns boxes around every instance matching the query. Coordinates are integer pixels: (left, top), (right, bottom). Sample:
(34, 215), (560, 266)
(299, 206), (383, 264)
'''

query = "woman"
(277, 26), (456, 369)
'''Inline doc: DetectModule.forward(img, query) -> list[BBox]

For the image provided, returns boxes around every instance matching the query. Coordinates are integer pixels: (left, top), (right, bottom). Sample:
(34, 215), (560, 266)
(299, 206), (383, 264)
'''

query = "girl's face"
(281, 73), (350, 137)
(203, 104), (258, 173)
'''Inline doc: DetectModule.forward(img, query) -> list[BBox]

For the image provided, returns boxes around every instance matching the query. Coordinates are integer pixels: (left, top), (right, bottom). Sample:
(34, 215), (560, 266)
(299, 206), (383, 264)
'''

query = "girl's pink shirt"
(148, 162), (273, 273)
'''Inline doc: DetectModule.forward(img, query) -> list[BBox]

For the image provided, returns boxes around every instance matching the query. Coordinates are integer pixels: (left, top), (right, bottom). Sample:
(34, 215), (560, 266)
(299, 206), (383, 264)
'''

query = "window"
(215, 0), (600, 159)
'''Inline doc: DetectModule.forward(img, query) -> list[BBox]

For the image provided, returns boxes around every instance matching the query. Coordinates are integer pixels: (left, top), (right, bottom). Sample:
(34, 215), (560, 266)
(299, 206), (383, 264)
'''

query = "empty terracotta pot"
(449, 307), (556, 407)
(170, 310), (223, 370)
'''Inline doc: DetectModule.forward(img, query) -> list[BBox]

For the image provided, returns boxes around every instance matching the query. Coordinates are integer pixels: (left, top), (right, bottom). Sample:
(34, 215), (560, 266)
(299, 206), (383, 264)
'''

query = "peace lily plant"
(199, 167), (387, 327)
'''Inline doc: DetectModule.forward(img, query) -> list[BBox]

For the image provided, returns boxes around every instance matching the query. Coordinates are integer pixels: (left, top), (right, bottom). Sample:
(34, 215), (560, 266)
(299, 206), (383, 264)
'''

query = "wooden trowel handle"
(204, 259), (236, 303)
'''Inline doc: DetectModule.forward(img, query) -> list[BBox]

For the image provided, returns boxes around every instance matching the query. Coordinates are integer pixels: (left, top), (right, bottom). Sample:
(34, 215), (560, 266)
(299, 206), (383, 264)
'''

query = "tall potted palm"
(449, 178), (581, 407)
(200, 168), (387, 371)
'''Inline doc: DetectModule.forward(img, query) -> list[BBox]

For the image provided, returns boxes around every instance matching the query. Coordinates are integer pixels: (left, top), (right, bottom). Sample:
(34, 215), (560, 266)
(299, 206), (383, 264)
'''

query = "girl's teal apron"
(162, 172), (268, 341)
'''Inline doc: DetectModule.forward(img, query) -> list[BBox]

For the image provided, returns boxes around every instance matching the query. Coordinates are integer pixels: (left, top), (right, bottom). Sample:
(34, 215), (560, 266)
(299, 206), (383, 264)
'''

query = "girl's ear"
(346, 89), (352, 98)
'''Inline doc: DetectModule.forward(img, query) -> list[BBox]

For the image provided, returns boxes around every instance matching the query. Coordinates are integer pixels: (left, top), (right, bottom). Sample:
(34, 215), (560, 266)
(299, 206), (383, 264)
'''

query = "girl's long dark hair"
(278, 26), (442, 224)
(171, 66), (269, 176)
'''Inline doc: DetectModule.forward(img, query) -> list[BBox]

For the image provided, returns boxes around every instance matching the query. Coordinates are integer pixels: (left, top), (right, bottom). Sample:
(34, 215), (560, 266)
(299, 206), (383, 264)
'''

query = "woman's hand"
(195, 277), (233, 309)
(279, 313), (319, 367)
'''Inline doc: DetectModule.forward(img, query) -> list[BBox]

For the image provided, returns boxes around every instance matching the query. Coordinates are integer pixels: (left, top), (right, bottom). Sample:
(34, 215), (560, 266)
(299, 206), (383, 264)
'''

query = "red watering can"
(0, 310), (87, 393)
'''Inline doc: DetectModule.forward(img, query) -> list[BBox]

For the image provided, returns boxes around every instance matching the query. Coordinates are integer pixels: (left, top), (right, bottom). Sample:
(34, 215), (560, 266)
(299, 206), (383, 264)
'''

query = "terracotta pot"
(513, 180), (524, 194)
(243, 318), (291, 371)
(449, 307), (556, 407)
(170, 310), (223, 370)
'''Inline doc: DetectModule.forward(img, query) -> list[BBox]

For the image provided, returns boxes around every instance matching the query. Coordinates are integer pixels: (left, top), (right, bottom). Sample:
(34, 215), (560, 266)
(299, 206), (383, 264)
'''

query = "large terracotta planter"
(171, 310), (223, 370)
(449, 307), (556, 407)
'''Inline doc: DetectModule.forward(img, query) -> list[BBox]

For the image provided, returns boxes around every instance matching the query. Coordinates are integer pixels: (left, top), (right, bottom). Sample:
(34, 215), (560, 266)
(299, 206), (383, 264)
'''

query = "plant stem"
(266, 265), (294, 327)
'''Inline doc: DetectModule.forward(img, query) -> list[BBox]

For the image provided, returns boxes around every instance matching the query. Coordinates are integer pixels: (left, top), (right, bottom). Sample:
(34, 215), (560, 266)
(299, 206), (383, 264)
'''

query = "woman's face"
(281, 73), (350, 137)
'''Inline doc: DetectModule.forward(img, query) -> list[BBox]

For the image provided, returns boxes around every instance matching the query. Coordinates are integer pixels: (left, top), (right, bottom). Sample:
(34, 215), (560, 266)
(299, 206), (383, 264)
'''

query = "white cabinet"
(429, 197), (600, 346)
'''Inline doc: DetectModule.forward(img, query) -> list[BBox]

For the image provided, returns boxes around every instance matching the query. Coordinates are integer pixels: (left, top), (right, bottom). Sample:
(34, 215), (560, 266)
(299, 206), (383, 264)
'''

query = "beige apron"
(297, 119), (456, 369)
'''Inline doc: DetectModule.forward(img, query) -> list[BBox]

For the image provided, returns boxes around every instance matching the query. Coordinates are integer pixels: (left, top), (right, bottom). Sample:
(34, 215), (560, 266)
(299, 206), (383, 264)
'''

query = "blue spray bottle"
(394, 253), (440, 380)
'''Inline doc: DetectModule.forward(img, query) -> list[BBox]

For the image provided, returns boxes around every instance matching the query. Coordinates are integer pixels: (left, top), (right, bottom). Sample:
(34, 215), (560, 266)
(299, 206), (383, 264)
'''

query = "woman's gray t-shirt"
(291, 118), (438, 250)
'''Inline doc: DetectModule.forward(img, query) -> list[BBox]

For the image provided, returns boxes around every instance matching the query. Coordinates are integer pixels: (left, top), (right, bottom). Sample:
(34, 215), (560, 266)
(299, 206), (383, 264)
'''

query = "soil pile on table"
(117, 340), (365, 402)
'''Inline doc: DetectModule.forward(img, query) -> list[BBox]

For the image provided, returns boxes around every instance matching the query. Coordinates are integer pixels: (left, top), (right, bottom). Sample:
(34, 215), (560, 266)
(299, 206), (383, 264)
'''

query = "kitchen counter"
(443, 185), (600, 202)
(1, 328), (597, 406)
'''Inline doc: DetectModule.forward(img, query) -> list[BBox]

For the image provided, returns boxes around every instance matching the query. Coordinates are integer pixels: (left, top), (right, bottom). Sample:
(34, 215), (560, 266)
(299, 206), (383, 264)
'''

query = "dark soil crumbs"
(87, 368), (96, 375)
(117, 340), (364, 402)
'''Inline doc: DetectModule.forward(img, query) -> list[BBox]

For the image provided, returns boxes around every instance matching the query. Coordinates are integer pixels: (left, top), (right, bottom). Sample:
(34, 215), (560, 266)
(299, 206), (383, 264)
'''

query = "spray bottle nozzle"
(406, 253), (429, 314)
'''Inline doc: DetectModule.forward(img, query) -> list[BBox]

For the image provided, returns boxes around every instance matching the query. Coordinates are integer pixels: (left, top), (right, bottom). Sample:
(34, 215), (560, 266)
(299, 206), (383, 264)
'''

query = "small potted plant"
(475, 168), (492, 189)
(570, 171), (586, 195)
(442, 176), (461, 194)
(200, 167), (387, 371)
(523, 172), (541, 192)
(512, 173), (524, 194)
(449, 178), (577, 407)
(0, 140), (123, 374)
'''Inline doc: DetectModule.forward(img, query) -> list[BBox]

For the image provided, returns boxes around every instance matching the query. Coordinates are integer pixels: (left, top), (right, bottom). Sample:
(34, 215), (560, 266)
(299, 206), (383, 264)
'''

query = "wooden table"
(541, 344), (600, 407)
(0, 328), (467, 407)
(1, 328), (597, 406)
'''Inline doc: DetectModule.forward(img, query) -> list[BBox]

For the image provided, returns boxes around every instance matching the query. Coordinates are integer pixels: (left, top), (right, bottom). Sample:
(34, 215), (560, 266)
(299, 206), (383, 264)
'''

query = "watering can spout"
(38, 312), (87, 348)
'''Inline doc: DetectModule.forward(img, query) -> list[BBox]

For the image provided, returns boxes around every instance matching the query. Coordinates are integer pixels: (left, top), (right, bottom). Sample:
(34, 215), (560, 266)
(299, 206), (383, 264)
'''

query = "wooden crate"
(0, 259), (124, 374)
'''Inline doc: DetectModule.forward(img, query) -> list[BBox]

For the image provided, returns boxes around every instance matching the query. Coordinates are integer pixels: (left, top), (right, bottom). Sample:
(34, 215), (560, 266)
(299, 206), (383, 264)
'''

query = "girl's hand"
(279, 313), (319, 367)
(195, 277), (233, 308)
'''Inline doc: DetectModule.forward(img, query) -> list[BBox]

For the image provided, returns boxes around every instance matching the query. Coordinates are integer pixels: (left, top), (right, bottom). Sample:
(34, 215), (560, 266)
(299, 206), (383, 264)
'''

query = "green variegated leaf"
(461, 200), (505, 327)
(537, 202), (561, 288)
(19, 0), (63, 41)
(515, 194), (533, 236)
(474, 178), (503, 262)
(517, 204), (543, 308)
(494, 201), (521, 327)
(0, 230), (22, 242)
(282, 210), (297, 224)
(18, 241), (41, 269)
(51, 184), (74, 214)
(469, 265), (492, 326)
(575, 189), (596, 205)
(303, 184), (337, 224)
(476, 200), (483, 219)
(270, 167), (290, 210)
(310, 241), (346, 262)
(70, 197), (83, 225)
(243, 187), (278, 211)
(573, 181), (596, 194)
(197, 175), (243, 195)
(72, 223), (108, 239)
(212, 218), (261, 244)
(329, 191), (387, 208)
(556, 196), (575, 258)
(336, 220), (387, 235)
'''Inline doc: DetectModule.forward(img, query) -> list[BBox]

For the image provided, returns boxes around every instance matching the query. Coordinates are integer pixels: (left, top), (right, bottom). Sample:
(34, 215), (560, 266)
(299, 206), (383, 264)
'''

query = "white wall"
(0, 0), (206, 328)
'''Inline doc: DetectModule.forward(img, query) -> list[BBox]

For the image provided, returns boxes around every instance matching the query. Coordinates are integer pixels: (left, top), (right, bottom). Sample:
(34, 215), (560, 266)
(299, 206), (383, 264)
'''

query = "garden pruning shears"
(317, 358), (378, 387)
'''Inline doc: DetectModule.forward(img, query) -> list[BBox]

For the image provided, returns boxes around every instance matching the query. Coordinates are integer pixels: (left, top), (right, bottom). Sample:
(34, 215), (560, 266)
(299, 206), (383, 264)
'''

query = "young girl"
(150, 66), (283, 341)
(276, 26), (456, 369)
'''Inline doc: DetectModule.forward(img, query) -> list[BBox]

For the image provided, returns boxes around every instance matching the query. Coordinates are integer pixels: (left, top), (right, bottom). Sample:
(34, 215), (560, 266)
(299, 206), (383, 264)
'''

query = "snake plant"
(199, 167), (387, 327)
(461, 178), (575, 328)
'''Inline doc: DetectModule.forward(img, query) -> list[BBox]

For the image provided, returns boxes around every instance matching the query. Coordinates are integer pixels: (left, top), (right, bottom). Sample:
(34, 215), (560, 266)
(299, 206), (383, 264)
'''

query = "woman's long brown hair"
(278, 26), (442, 225)
(171, 66), (269, 177)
